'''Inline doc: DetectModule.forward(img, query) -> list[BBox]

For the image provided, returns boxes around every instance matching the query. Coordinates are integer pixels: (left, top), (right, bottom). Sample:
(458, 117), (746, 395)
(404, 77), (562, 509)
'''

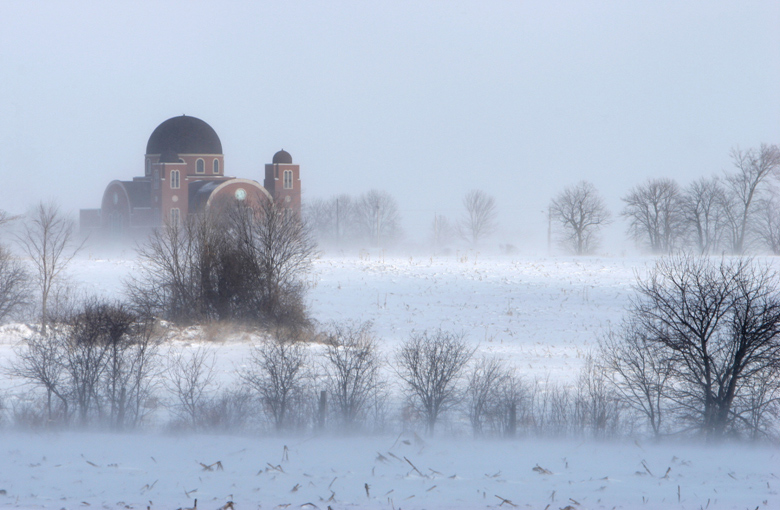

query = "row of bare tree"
(551, 144), (780, 254)
(306, 189), (499, 249)
(6, 299), (158, 429)
(7, 256), (778, 442)
(305, 190), (403, 248)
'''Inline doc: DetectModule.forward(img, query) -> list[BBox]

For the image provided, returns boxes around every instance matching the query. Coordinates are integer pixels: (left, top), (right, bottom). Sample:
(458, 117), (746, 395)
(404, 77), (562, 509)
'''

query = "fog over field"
(0, 253), (779, 509)
(1, 2), (779, 509)
(1, 1), (779, 250)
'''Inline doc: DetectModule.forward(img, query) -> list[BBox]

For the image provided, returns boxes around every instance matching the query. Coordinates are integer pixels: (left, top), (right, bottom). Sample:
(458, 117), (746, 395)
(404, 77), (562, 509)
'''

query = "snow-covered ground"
(1, 432), (776, 510)
(0, 252), (778, 509)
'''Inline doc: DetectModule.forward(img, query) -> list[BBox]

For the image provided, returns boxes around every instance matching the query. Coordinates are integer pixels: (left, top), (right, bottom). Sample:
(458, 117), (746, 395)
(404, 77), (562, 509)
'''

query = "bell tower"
(264, 149), (301, 215)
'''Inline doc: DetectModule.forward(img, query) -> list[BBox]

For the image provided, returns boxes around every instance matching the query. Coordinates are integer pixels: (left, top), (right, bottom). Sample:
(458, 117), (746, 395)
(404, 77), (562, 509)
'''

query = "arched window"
(213, 159), (220, 174)
(283, 170), (293, 189)
(196, 159), (205, 174)
(170, 208), (180, 227)
(171, 170), (180, 189)
(145, 159), (151, 176)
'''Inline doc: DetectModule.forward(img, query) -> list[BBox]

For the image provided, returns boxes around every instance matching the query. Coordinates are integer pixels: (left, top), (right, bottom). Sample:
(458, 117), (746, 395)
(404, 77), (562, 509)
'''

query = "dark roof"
(189, 180), (224, 213)
(146, 115), (223, 155)
(122, 180), (152, 208)
(272, 149), (292, 164)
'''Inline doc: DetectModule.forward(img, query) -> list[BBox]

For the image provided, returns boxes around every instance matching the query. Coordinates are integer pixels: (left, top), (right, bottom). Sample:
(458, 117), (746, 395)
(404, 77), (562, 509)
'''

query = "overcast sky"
(1, 1), (778, 250)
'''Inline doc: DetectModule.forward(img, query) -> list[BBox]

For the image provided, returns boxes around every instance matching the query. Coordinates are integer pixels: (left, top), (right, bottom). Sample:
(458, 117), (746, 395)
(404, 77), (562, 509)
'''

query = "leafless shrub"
(549, 181), (611, 255)
(7, 298), (160, 429)
(198, 386), (257, 432)
(7, 329), (70, 425)
(101, 315), (161, 430)
(163, 346), (218, 430)
(241, 331), (312, 432)
(8, 393), (52, 430)
(395, 329), (474, 435)
(63, 299), (136, 425)
(457, 190), (497, 246)
(465, 356), (523, 437)
(573, 356), (622, 439)
(599, 322), (674, 438)
(321, 321), (385, 432)
(730, 364), (780, 441)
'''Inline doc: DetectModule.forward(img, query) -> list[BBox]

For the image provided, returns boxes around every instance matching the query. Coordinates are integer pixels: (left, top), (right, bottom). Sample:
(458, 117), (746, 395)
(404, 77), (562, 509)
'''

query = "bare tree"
(621, 178), (685, 253)
(0, 210), (14, 227)
(128, 199), (316, 327)
(99, 307), (160, 430)
(395, 329), (474, 435)
(630, 255), (780, 439)
(722, 144), (780, 254)
(573, 356), (622, 438)
(126, 217), (206, 323)
(305, 194), (358, 247)
(599, 322), (673, 438)
(355, 189), (401, 246)
(0, 245), (29, 323)
(754, 196), (780, 255)
(731, 364), (780, 440)
(457, 190), (497, 246)
(232, 199), (317, 325)
(241, 331), (311, 432)
(680, 176), (727, 255)
(63, 299), (133, 425)
(164, 346), (218, 430)
(16, 202), (83, 332)
(465, 356), (521, 437)
(430, 213), (454, 251)
(8, 329), (70, 425)
(322, 321), (384, 431)
(549, 181), (611, 255)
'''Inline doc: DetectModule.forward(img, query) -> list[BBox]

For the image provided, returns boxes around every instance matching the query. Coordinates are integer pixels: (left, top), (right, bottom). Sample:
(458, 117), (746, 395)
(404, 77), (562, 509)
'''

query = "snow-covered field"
(1, 252), (778, 510)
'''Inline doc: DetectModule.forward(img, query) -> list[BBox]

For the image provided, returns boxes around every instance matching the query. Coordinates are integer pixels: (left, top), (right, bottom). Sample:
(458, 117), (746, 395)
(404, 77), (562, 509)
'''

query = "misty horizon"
(1, 2), (778, 252)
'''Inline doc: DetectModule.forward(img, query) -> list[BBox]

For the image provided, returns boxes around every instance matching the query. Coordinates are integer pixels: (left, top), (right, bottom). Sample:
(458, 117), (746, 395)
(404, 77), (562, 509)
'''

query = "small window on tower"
(171, 170), (180, 189)
(213, 159), (220, 174)
(196, 159), (205, 174)
(146, 160), (151, 176)
(283, 170), (293, 189)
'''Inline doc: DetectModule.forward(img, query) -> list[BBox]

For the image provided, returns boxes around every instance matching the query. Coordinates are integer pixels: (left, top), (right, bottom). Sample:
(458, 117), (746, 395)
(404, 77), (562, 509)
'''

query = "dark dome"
(159, 150), (180, 163)
(273, 149), (292, 164)
(146, 115), (222, 155)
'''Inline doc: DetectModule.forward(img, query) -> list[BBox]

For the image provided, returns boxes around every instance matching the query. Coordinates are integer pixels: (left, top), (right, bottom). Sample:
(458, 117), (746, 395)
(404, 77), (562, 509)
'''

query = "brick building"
(80, 115), (301, 241)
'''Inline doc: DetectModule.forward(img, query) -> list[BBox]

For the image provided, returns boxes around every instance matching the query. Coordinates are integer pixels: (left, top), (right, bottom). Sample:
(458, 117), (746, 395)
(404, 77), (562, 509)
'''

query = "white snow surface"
(0, 252), (778, 510)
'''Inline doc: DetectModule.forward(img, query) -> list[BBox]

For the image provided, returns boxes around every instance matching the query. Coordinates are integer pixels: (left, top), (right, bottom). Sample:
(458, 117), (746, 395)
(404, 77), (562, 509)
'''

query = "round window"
(235, 188), (247, 201)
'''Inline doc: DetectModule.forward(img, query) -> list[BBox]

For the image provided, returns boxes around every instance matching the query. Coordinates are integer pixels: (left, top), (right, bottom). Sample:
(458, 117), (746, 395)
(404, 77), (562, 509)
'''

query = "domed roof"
(146, 115), (223, 155)
(273, 149), (292, 164)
